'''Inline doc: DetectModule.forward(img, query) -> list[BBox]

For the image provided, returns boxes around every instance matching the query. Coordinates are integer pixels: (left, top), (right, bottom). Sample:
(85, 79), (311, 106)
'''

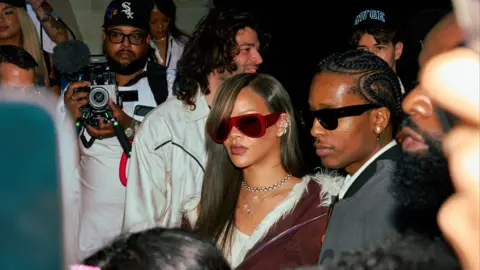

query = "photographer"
(59, 0), (170, 260)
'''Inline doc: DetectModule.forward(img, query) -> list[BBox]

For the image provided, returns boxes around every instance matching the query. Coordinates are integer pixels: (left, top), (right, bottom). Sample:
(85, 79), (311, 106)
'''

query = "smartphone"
(134, 105), (155, 117)
(0, 88), (80, 269)
(453, 0), (480, 53)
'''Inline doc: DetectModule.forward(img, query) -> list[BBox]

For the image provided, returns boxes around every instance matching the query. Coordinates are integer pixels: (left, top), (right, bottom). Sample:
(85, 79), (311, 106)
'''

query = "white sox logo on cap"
(121, 2), (134, 19)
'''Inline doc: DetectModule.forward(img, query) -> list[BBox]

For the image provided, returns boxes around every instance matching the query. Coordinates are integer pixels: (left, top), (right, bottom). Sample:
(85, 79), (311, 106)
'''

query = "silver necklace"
(241, 174), (291, 192)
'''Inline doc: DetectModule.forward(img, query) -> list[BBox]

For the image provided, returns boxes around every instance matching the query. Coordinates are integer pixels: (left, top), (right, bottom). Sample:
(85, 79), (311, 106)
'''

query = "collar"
(184, 89), (210, 123)
(122, 64), (149, 87)
(339, 140), (398, 199)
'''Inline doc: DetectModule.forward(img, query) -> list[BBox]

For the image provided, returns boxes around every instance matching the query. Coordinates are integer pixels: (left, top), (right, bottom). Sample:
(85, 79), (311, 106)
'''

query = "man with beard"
(390, 12), (462, 266)
(60, 0), (170, 260)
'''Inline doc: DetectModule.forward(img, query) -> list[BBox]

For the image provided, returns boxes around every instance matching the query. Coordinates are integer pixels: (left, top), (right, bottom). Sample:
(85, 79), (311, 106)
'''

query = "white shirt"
(338, 140), (397, 199)
(26, 4), (57, 54)
(399, 76), (406, 95)
(57, 75), (172, 259)
(149, 36), (186, 70)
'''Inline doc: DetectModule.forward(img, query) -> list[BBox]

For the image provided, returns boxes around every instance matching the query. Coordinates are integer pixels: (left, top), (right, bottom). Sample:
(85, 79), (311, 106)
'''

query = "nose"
(229, 126), (244, 139)
(310, 118), (326, 138)
(252, 49), (263, 65)
(121, 35), (132, 47)
(402, 85), (435, 119)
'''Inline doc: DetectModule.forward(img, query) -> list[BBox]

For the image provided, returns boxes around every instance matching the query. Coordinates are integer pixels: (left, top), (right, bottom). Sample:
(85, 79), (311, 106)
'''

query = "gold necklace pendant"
(243, 203), (252, 215)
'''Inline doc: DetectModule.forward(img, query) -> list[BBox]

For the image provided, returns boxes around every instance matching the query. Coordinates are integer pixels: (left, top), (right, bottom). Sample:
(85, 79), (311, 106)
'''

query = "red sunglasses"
(211, 112), (283, 143)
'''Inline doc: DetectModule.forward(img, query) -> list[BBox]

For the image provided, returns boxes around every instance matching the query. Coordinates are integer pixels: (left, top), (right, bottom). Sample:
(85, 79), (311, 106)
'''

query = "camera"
(76, 55), (122, 126)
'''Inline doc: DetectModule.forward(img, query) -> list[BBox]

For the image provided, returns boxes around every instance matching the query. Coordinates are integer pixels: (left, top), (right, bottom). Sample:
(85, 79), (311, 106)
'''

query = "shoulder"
(173, 35), (189, 46)
(302, 170), (345, 206)
(135, 98), (184, 145)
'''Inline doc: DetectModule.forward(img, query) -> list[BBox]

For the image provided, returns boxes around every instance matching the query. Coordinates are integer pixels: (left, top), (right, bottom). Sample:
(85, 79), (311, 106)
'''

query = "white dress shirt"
(339, 140), (397, 199)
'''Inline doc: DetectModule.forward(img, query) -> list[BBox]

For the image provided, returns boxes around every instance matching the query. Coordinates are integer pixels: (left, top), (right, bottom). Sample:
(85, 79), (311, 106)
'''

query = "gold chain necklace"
(241, 174), (291, 215)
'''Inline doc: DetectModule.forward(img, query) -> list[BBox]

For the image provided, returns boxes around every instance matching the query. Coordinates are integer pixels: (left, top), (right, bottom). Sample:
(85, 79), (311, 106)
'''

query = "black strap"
(123, 62), (169, 106)
(146, 62), (169, 105)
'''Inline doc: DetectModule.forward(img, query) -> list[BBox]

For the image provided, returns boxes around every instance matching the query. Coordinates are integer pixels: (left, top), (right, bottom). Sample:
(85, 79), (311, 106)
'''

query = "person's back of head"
(296, 234), (459, 270)
(175, 8), (268, 108)
(79, 228), (231, 270)
(0, 44), (37, 87)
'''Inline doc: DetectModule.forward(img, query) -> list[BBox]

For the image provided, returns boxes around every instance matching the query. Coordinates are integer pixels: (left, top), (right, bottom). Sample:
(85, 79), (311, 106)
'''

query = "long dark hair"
(315, 49), (403, 134)
(149, 0), (188, 44)
(174, 9), (269, 109)
(194, 73), (304, 251)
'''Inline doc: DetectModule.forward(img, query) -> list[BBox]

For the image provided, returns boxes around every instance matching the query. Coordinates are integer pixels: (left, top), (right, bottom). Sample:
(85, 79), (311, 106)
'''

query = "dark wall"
(214, 0), (452, 171)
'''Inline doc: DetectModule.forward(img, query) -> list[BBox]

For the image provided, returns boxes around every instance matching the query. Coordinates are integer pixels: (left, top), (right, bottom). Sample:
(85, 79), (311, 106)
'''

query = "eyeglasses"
(106, 31), (146, 45)
(211, 112), (282, 143)
(312, 104), (382, 130)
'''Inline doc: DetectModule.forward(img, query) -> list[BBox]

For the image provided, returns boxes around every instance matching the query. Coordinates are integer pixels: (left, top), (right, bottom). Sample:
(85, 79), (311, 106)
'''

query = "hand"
(64, 81), (90, 120)
(85, 99), (133, 138)
(423, 48), (480, 270)
(27, 0), (45, 10)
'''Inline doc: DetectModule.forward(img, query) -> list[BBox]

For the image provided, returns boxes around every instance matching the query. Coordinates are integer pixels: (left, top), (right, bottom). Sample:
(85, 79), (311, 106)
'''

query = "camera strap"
(124, 62), (169, 106)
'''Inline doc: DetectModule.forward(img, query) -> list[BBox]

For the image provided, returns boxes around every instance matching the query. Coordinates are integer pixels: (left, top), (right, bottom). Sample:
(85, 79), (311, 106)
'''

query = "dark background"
(215, 0), (453, 170)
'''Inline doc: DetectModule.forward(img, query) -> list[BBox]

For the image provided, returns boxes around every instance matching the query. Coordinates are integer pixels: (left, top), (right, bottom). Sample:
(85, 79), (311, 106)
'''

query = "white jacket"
(123, 92), (209, 232)
(150, 36), (186, 70)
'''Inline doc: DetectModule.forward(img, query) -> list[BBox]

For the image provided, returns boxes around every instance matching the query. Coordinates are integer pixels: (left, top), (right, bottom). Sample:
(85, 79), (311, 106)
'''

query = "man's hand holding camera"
(85, 99), (133, 139)
(64, 81), (134, 139)
(64, 81), (90, 120)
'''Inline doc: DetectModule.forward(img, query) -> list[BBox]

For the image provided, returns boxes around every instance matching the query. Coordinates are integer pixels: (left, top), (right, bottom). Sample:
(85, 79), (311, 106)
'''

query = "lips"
(230, 145), (248, 155)
(314, 144), (334, 157)
(0, 26), (9, 32)
(245, 67), (258, 73)
(117, 51), (134, 58)
(400, 126), (428, 153)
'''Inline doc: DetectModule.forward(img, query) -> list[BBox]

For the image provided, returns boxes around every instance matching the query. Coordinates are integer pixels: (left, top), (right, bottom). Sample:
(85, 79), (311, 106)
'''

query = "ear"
(276, 113), (290, 137)
(394, 42), (404, 60)
(102, 30), (107, 42)
(371, 107), (390, 135)
(145, 34), (151, 44)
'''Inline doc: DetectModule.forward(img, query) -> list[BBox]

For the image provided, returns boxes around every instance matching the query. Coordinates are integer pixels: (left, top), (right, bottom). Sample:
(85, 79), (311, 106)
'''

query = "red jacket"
(181, 174), (343, 269)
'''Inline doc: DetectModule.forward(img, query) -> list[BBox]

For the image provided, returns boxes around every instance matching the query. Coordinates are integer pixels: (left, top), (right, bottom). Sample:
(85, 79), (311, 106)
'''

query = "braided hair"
(316, 49), (403, 134)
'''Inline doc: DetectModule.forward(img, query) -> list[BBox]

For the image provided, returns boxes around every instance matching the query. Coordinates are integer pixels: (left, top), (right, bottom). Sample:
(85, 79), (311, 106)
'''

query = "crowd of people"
(0, 0), (478, 269)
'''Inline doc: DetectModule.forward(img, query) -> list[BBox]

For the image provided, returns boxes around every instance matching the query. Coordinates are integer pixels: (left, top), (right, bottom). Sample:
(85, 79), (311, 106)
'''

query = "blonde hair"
(16, 7), (49, 86)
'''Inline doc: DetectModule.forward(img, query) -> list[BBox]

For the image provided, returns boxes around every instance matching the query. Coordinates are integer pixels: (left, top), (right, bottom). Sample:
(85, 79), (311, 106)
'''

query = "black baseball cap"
(0, 0), (26, 8)
(103, 0), (150, 32)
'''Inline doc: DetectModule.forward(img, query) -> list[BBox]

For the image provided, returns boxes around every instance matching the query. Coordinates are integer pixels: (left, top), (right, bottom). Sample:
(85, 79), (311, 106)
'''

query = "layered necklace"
(241, 174), (291, 215)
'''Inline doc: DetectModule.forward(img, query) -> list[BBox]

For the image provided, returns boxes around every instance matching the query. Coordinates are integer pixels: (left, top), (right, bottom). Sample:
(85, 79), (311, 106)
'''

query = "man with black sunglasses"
(59, 0), (171, 260)
(309, 50), (403, 265)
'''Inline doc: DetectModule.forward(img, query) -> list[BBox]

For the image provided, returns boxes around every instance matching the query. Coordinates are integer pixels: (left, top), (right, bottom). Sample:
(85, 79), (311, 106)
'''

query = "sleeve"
(26, 4), (57, 54)
(56, 84), (68, 119)
(122, 117), (173, 233)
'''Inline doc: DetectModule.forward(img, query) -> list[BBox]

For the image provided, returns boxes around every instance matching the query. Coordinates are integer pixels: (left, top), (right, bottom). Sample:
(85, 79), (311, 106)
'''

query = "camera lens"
(93, 92), (105, 103)
(88, 87), (110, 111)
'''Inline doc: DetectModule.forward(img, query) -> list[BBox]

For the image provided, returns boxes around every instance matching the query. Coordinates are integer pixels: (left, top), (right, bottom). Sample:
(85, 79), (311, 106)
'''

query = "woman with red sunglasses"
(181, 73), (342, 269)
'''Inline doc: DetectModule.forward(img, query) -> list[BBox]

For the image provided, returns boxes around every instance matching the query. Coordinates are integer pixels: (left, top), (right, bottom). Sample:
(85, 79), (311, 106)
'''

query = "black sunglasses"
(312, 104), (382, 130)
(106, 31), (146, 45)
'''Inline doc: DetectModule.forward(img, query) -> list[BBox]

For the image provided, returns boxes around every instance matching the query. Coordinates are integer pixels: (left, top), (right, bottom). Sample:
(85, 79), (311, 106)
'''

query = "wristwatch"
(125, 120), (140, 139)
